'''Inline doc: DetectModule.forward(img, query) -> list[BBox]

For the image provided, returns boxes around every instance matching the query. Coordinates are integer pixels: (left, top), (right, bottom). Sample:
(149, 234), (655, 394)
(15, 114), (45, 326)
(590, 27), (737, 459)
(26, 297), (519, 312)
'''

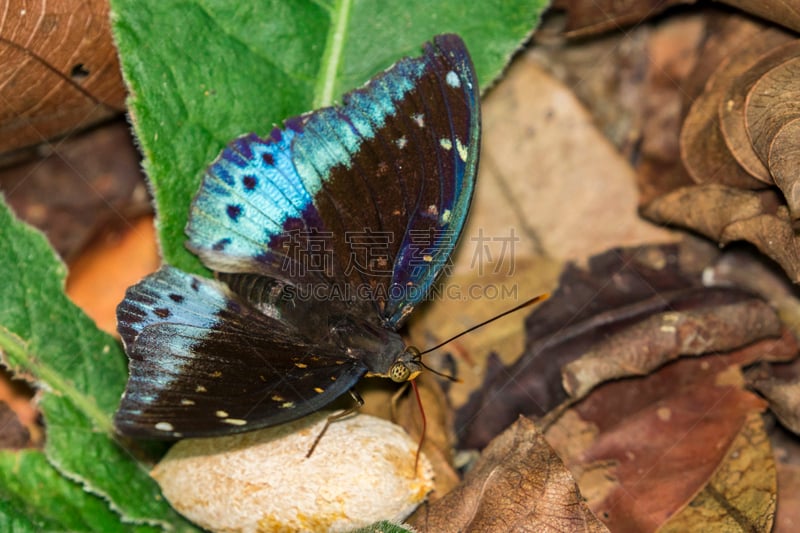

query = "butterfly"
(114, 34), (480, 439)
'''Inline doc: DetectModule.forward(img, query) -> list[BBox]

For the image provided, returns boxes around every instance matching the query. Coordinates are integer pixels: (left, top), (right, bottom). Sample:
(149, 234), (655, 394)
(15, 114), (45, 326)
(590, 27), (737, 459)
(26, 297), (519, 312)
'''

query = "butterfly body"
(115, 34), (480, 439)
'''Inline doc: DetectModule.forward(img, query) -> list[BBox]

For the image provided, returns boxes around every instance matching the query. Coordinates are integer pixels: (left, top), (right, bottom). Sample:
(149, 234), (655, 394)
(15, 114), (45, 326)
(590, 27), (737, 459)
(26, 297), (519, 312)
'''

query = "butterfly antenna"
(418, 293), (550, 356)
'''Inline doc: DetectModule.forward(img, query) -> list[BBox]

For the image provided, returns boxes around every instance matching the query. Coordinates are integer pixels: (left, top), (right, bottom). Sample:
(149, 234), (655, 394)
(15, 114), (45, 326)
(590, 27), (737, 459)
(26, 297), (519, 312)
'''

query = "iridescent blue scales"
(115, 34), (480, 439)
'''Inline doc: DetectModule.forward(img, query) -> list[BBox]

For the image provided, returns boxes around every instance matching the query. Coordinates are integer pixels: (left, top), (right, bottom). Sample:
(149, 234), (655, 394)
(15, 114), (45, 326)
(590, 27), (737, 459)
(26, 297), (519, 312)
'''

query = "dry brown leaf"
(553, 0), (800, 37)
(680, 17), (791, 188)
(562, 299), (782, 399)
(721, 0), (800, 33)
(769, 118), (800, 224)
(716, 29), (795, 183)
(679, 25), (793, 188)
(410, 417), (607, 532)
(717, 37), (792, 184)
(0, 0), (126, 154)
(548, 356), (770, 532)
(642, 184), (800, 282)
(745, 46), (800, 163)
(660, 412), (776, 532)
(719, 211), (800, 283)
(0, 121), (149, 261)
(642, 183), (769, 235)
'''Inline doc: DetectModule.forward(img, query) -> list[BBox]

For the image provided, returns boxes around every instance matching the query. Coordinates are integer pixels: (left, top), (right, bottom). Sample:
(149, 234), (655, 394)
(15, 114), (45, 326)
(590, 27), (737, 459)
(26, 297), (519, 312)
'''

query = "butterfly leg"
(305, 389), (365, 458)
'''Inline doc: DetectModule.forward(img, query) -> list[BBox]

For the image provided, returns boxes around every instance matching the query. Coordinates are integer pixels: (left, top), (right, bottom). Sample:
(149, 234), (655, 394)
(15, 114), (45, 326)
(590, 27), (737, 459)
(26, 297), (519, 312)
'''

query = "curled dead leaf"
(562, 298), (782, 399)
(769, 118), (800, 224)
(553, 0), (800, 37)
(716, 28), (794, 184)
(744, 44), (800, 167)
(410, 417), (607, 532)
(642, 184), (800, 282)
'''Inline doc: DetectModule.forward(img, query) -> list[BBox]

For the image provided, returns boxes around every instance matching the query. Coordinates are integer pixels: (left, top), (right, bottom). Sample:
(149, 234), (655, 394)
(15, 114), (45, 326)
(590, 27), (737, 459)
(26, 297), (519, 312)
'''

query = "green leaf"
(351, 520), (414, 533)
(0, 450), (158, 532)
(0, 198), (196, 530)
(110, 0), (548, 273)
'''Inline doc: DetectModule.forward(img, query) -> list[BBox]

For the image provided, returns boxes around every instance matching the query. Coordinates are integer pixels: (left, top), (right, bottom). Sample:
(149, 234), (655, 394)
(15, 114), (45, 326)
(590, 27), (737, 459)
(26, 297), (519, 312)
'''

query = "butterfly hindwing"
(186, 34), (480, 328)
(115, 267), (367, 438)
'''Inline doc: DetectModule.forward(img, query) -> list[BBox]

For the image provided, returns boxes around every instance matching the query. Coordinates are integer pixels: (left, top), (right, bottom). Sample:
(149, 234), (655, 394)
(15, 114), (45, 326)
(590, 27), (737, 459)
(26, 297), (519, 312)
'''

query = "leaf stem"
(315, 0), (353, 107)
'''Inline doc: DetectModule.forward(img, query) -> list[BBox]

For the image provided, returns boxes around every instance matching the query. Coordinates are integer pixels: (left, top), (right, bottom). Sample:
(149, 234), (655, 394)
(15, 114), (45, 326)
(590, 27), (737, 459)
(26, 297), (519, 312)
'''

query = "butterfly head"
(388, 346), (424, 382)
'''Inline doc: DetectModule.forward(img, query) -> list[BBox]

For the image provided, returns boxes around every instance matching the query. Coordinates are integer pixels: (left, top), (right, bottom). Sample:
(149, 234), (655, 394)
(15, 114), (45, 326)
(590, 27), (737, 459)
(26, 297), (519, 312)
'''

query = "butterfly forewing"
(186, 34), (480, 328)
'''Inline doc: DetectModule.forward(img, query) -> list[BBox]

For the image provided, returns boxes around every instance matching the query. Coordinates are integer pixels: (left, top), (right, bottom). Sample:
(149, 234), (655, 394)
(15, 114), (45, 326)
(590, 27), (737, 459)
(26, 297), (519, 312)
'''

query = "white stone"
(151, 412), (433, 532)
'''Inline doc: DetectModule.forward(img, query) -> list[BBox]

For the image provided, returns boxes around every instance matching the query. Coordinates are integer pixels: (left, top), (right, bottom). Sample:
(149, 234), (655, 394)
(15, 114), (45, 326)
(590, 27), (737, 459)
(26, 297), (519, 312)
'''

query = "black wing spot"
(154, 307), (171, 318)
(213, 238), (231, 251)
(191, 279), (201, 292)
(169, 293), (185, 303)
(242, 175), (257, 191)
(263, 152), (275, 165)
(226, 204), (243, 221)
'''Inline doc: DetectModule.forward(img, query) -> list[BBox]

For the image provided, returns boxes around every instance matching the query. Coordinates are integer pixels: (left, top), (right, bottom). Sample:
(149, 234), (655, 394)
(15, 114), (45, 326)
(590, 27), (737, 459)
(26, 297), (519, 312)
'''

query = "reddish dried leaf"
(0, 121), (149, 261)
(549, 356), (770, 532)
(0, 0), (126, 154)
(563, 298), (782, 399)
(769, 118), (800, 224)
(659, 412), (775, 532)
(411, 417), (607, 532)
(742, 43), (800, 164)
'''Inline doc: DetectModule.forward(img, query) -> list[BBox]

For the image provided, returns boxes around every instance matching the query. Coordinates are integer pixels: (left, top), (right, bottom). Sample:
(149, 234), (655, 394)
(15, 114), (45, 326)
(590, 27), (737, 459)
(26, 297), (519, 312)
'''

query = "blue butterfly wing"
(115, 267), (367, 438)
(187, 34), (480, 328)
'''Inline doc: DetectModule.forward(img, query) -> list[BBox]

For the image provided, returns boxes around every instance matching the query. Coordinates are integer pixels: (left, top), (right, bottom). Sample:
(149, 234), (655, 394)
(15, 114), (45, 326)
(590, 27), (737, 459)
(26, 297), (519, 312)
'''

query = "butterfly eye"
(389, 362), (412, 383)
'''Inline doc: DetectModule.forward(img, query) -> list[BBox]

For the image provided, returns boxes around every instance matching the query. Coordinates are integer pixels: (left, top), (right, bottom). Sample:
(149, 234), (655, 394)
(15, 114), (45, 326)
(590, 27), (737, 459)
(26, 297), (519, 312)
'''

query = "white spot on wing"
(222, 418), (247, 426)
(439, 138), (452, 150)
(456, 138), (468, 162)
(446, 71), (461, 88)
(412, 113), (424, 127)
(180, 399), (195, 406)
(155, 422), (174, 432)
(216, 410), (229, 418)
(396, 136), (407, 149)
